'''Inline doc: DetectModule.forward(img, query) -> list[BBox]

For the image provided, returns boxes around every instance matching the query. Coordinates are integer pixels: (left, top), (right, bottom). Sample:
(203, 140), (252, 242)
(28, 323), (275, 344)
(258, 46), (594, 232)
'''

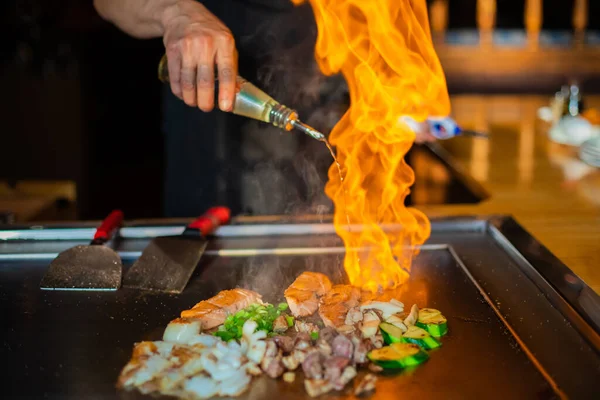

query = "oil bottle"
(157, 54), (325, 141)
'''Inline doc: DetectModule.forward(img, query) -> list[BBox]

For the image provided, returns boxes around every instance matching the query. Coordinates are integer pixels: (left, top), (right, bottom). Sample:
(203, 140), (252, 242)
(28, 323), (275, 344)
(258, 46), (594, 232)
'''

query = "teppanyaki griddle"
(0, 215), (599, 399)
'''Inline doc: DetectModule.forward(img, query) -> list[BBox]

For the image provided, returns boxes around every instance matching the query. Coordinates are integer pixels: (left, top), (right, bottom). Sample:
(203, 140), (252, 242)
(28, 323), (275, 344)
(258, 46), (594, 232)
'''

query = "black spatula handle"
(91, 210), (124, 245)
(184, 207), (230, 237)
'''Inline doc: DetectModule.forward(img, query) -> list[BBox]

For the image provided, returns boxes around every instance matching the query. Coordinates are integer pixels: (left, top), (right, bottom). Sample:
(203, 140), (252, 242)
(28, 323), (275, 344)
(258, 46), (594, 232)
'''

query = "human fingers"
(215, 32), (237, 112)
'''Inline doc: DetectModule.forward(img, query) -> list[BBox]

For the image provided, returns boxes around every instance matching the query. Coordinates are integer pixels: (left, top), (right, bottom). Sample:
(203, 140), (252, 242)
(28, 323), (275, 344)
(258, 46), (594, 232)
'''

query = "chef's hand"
(162, 0), (237, 112)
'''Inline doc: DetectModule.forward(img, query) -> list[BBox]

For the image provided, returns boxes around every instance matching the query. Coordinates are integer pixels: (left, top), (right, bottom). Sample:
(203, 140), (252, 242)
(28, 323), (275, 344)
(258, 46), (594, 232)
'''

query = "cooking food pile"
(117, 272), (448, 398)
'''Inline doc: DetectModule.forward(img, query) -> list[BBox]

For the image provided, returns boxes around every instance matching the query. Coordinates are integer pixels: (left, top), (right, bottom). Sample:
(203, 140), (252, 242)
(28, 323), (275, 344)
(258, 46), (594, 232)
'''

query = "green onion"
(212, 302), (287, 342)
(285, 315), (295, 327)
(310, 332), (319, 341)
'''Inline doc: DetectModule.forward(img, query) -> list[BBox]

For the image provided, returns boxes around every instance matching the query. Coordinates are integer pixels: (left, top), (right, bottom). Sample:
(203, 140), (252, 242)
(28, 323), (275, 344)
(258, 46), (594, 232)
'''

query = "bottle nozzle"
(290, 120), (326, 141)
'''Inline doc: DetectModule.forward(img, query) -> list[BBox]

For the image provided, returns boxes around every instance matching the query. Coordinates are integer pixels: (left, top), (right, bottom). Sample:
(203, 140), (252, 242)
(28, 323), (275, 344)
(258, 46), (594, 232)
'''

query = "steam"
(237, 254), (348, 303)
(235, 5), (349, 217)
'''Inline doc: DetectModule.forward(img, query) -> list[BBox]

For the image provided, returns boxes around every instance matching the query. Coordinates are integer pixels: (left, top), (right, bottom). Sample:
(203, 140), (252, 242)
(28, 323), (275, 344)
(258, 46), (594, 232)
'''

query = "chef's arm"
(93, 0), (238, 112)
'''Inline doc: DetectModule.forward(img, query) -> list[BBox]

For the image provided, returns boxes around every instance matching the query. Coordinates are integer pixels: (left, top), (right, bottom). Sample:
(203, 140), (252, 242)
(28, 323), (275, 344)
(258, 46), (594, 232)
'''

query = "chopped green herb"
(285, 315), (295, 327)
(310, 332), (319, 341)
(212, 302), (286, 341)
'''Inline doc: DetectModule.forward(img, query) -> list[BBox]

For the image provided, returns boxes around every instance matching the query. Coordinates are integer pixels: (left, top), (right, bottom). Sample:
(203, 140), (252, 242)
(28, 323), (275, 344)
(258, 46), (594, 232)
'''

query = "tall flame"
(295, 0), (451, 291)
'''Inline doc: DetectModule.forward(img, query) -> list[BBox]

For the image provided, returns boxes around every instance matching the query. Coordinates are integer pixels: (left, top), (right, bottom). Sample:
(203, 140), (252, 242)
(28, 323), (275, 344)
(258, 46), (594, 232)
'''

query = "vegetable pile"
(215, 303), (292, 341)
(367, 307), (448, 370)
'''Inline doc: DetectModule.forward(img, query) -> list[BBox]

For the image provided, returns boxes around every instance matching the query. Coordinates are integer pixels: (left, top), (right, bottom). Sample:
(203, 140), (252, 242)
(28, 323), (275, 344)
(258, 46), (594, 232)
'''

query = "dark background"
(1, 0), (598, 220)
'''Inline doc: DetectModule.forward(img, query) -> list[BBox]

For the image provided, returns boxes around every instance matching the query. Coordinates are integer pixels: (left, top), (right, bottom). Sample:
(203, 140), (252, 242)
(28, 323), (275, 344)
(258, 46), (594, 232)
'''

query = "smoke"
(235, 5), (350, 217)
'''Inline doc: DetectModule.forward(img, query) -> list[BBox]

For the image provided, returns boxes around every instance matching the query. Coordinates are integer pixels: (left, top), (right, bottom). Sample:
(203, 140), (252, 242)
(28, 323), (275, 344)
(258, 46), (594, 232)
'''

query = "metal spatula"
(40, 210), (124, 291)
(122, 207), (230, 294)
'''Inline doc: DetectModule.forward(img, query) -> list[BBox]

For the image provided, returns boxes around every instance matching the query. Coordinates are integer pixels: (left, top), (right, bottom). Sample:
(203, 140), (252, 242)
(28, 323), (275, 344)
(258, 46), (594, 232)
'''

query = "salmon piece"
(207, 288), (263, 314)
(284, 287), (319, 317)
(287, 272), (332, 296)
(180, 308), (227, 330)
(179, 288), (262, 330)
(180, 302), (219, 318)
(284, 272), (333, 317)
(318, 285), (362, 328)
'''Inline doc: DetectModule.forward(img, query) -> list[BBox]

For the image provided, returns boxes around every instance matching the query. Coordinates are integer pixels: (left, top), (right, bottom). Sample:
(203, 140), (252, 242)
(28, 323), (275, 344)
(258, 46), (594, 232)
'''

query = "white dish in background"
(579, 136), (600, 168)
(548, 116), (600, 146)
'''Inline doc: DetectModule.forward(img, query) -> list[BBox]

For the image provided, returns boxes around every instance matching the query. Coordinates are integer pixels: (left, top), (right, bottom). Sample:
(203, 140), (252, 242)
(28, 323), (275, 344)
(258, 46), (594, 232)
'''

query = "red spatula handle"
(93, 210), (124, 243)
(187, 207), (230, 236)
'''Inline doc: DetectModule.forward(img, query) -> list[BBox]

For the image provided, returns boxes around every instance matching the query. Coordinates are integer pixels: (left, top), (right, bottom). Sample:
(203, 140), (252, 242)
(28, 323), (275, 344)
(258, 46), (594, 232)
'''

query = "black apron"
(162, 0), (340, 217)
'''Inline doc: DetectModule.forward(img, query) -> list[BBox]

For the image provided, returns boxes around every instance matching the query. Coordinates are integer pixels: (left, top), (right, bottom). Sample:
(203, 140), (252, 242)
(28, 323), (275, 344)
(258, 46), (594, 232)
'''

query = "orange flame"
(295, 0), (450, 291)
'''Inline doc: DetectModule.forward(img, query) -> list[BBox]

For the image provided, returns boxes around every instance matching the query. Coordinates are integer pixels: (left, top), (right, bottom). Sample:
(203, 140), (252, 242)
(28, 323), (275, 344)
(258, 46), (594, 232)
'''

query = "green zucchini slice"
(416, 308), (448, 337)
(379, 322), (404, 344)
(401, 325), (441, 350)
(367, 342), (429, 369)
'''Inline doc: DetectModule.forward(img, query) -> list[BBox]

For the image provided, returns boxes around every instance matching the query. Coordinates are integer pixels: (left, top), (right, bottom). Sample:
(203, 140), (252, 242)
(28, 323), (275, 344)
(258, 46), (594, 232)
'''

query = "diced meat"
(332, 335), (354, 359)
(318, 285), (361, 328)
(316, 338), (332, 357)
(179, 289), (262, 330)
(354, 373), (377, 397)
(318, 327), (338, 344)
(304, 379), (333, 398)
(350, 336), (370, 365)
(272, 316), (288, 333)
(301, 351), (324, 379)
(260, 341), (279, 371)
(291, 349), (308, 364)
(283, 372), (296, 383)
(282, 354), (300, 370)
(323, 356), (350, 382)
(284, 272), (332, 317)
(263, 357), (284, 378)
(260, 340), (284, 378)
(273, 336), (294, 353)
(332, 366), (357, 391)
(294, 332), (312, 350)
(295, 320), (319, 334)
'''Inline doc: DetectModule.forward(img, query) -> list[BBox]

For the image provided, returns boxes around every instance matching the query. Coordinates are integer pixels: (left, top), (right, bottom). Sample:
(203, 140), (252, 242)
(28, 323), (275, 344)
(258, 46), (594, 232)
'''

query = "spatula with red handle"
(40, 210), (124, 291)
(122, 207), (230, 293)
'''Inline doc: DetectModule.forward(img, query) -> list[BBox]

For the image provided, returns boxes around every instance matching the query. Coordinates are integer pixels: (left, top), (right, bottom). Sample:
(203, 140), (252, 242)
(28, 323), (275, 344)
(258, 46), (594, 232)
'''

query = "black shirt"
(162, 1), (334, 217)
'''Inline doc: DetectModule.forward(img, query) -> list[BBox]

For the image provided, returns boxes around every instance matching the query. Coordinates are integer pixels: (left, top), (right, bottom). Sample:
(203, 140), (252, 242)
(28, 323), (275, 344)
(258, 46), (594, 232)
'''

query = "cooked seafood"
(119, 275), (449, 400)
(285, 272), (332, 317)
(117, 320), (264, 399)
(180, 288), (263, 329)
(162, 318), (202, 344)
